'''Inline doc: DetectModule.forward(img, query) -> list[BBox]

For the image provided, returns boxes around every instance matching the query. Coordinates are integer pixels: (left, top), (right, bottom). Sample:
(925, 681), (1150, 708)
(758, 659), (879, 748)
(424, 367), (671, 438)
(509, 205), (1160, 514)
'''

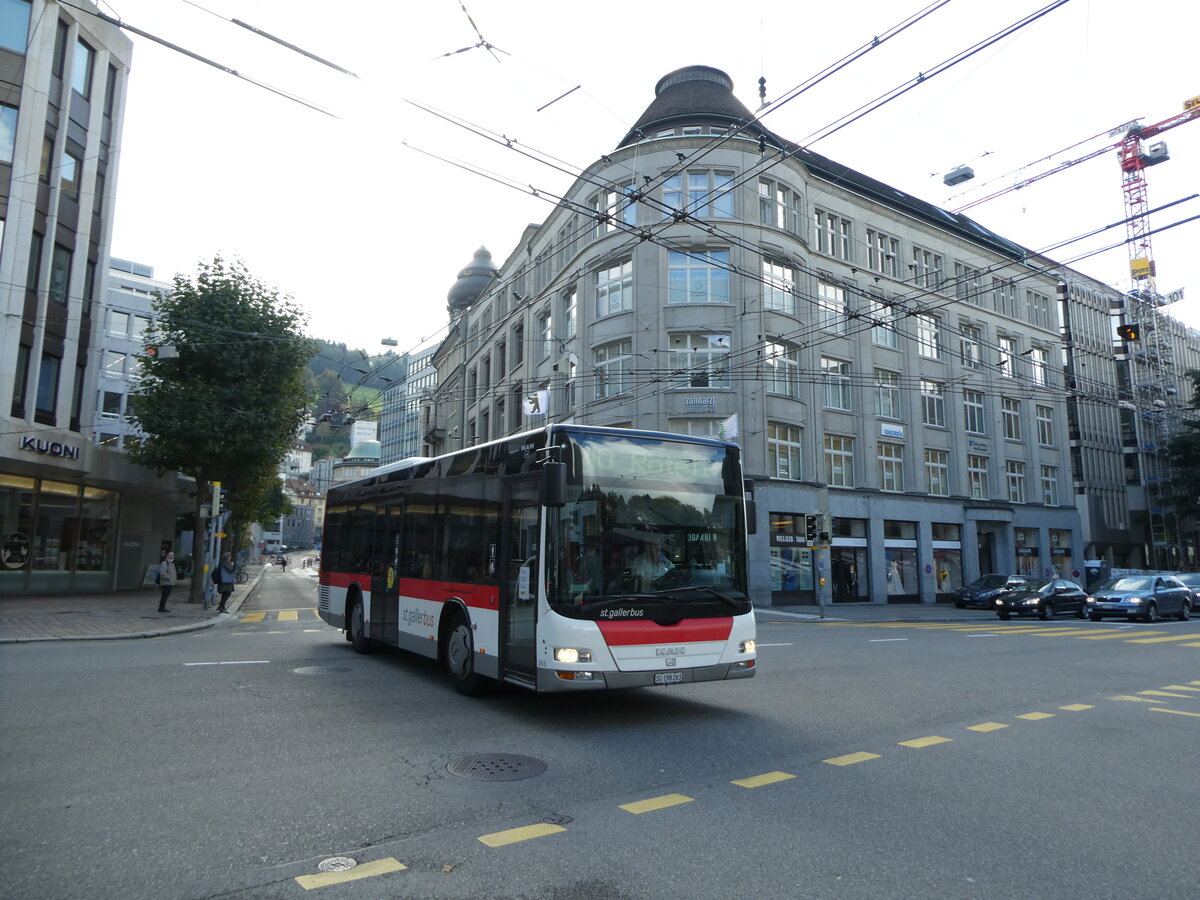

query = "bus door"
(500, 477), (539, 682)
(371, 504), (402, 644)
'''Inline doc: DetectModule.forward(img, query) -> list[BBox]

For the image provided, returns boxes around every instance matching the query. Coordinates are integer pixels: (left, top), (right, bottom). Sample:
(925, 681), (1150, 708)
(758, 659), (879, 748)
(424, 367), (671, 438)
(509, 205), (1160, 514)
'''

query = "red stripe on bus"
(321, 572), (498, 609)
(596, 618), (733, 645)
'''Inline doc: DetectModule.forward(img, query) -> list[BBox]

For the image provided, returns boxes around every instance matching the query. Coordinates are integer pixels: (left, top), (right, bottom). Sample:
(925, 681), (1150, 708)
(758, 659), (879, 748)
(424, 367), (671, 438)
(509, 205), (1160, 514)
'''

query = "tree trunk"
(188, 481), (212, 604)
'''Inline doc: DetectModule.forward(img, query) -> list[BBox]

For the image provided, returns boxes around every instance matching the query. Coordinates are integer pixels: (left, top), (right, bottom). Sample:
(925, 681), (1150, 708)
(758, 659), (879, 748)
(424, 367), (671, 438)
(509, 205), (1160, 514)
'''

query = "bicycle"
(234, 566), (248, 585)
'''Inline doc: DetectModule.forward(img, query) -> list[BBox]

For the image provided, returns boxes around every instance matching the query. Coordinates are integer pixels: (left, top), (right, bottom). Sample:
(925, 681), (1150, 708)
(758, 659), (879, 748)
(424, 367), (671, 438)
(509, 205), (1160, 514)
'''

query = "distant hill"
(303, 339), (401, 461)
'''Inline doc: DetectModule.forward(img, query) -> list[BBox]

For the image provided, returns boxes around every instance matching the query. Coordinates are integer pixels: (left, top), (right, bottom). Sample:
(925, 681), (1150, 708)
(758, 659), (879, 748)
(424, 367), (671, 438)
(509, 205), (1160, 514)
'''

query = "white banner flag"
(720, 413), (739, 439)
(522, 389), (550, 416)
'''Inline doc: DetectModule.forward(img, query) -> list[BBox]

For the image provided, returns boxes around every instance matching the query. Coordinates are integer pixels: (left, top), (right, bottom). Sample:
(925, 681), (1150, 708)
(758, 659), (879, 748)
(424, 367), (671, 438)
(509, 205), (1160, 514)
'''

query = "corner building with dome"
(421, 65), (1193, 607)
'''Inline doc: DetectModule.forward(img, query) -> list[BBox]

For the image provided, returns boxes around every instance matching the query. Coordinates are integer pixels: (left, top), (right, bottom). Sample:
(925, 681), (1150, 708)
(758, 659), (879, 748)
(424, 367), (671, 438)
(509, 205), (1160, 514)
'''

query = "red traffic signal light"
(1116, 324), (1139, 341)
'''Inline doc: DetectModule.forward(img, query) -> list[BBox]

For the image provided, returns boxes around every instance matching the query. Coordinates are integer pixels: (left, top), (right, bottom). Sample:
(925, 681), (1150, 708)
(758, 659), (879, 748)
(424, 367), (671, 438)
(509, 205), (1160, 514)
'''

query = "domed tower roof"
(343, 440), (381, 463)
(446, 246), (498, 315)
(616, 65), (774, 149)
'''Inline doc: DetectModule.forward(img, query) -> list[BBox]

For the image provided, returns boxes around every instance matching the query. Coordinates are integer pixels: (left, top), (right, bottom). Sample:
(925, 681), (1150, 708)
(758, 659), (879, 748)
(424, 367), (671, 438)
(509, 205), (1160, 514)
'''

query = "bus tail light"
(554, 647), (592, 664)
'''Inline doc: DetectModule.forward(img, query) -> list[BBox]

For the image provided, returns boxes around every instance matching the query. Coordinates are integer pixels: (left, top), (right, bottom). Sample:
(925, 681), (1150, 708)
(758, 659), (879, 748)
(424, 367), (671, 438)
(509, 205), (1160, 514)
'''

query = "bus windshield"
(547, 433), (749, 618)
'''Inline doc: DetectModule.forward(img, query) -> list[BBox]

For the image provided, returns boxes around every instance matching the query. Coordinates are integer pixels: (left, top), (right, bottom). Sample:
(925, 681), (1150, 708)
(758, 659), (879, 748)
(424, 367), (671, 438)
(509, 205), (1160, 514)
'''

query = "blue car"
(1086, 574), (1192, 623)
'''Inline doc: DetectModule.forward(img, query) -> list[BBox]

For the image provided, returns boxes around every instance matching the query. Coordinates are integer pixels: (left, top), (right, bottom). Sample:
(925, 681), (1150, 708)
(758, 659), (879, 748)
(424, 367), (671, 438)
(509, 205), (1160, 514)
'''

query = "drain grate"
(447, 753), (547, 781)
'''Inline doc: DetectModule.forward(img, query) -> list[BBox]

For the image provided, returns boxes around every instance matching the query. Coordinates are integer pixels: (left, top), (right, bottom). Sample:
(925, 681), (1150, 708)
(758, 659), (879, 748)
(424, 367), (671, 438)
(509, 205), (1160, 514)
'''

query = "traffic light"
(1117, 323), (1140, 341)
(805, 515), (818, 544)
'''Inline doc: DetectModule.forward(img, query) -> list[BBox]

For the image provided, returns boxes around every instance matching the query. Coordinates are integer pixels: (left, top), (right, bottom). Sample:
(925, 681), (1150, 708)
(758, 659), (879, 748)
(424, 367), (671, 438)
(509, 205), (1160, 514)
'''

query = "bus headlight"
(554, 647), (592, 664)
(739, 640), (756, 654)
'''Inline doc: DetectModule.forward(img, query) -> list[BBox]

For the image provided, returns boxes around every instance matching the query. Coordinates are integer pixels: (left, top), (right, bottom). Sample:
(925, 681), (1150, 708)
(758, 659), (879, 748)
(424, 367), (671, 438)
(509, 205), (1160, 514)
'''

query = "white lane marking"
(869, 638), (909, 642)
(184, 660), (270, 666)
(756, 642), (795, 647)
(968, 634), (1001, 637)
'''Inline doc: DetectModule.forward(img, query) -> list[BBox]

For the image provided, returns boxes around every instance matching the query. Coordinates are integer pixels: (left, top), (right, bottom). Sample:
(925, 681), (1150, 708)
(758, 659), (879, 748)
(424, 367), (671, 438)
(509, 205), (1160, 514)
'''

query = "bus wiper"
(656, 586), (745, 610)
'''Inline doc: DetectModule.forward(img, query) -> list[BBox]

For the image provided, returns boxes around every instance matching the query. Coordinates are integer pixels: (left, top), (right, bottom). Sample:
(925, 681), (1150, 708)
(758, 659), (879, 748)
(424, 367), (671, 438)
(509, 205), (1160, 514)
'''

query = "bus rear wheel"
(348, 596), (371, 654)
(444, 611), (485, 696)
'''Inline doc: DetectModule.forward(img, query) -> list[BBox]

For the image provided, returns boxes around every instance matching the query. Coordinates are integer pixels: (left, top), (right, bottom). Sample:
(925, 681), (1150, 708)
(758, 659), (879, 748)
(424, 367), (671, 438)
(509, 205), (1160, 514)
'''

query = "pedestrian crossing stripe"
(237, 610), (319, 623)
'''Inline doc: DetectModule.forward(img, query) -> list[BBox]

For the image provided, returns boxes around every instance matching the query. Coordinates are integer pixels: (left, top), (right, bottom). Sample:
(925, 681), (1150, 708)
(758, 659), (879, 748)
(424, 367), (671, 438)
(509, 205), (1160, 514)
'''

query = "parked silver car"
(1086, 574), (1192, 622)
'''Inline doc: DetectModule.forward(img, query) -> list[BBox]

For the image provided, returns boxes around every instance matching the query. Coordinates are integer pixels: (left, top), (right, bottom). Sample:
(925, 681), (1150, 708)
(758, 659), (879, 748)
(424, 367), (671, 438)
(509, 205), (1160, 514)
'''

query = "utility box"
(943, 165), (975, 186)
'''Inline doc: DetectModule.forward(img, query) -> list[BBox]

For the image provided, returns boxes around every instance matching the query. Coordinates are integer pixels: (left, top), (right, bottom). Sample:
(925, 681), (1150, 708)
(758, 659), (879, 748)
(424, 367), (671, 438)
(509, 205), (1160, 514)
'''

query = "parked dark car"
(955, 574), (1036, 609)
(1172, 572), (1200, 606)
(1086, 574), (1192, 622)
(994, 578), (1089, 620)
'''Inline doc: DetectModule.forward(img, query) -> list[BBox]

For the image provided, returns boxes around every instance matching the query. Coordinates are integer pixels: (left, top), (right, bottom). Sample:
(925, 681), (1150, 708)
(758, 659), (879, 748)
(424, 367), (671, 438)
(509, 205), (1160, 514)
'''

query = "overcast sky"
(104, 0), (1199, 356)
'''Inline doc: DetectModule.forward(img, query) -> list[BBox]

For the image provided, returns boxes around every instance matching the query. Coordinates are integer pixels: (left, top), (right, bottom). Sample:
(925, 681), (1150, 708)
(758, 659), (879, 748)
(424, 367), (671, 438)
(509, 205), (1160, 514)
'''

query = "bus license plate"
(654, 672), (684, 685)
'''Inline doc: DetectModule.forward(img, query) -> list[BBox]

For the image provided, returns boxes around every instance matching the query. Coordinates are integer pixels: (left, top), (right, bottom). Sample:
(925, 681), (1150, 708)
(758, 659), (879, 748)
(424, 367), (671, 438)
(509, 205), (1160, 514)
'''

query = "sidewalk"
(0, 565), (268, 644)
(764, 601), (1002, 623)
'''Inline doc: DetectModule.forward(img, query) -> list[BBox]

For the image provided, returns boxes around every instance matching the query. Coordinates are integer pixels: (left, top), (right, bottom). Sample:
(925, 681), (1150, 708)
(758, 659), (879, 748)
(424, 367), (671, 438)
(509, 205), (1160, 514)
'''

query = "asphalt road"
(2, 566), (1198, 899)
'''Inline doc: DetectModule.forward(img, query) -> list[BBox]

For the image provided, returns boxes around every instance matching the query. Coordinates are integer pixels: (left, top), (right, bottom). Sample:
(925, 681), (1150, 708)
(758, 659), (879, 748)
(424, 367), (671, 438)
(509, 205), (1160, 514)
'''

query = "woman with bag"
(156, 552), (177, 612)
(212, 551), (236, 614)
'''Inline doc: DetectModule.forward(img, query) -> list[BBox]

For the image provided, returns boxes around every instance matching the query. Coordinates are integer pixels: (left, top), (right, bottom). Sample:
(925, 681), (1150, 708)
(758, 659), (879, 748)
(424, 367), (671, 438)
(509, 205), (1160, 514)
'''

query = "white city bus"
(317, 424), (757, 694)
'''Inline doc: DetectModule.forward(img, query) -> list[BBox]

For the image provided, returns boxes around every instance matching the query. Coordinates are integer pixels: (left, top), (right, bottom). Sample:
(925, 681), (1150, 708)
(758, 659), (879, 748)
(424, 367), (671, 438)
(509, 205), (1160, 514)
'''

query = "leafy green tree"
(127, 257), (315, 601)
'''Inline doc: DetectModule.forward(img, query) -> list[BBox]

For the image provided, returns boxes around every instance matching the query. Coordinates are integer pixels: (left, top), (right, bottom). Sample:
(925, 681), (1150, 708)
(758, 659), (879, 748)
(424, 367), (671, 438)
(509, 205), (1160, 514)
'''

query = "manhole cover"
(317, 857), (356, 873)
(292, 666), (352, 675)
(447, 753), (547, 781)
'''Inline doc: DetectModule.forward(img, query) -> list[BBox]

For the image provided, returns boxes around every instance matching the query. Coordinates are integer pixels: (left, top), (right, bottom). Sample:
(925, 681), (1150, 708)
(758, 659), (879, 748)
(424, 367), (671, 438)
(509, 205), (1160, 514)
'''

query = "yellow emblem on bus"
(387, 566), (395, 590)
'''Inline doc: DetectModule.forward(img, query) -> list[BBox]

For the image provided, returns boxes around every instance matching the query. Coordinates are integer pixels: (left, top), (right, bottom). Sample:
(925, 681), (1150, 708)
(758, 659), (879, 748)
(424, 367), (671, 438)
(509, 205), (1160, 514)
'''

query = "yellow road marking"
(619, 793), (694, 814)
(1060, 704), (1094, 711)
(732, 771), (795, 788)
(898, 736), (952, 748)
(241, 611), (266, 623)
(477, 823), (566, 847)
(1126, 634), (1198, 644)
(1184, 643), (1200, 648)
(1016, 712), (1055, 720)
(1027, 629), (1089, 636)
(823, 752), (880, 767)
(1138, 690), (1192, 698)
(1150, 707), (1200, 719)
(278, 610), (299, 622)
(967, 722), (1008, 732)
(1074, 631), (1160, 640)
(1162, 685), (1200, 692)
(295, 857), (405, 889)
(1111, 695), (1157, 703)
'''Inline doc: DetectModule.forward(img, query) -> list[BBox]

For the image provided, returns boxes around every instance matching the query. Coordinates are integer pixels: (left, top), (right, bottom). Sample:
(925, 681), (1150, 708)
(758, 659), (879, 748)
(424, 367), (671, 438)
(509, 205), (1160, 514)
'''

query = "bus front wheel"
(348, 596), (371, 654)
(444, 611), (485, 696)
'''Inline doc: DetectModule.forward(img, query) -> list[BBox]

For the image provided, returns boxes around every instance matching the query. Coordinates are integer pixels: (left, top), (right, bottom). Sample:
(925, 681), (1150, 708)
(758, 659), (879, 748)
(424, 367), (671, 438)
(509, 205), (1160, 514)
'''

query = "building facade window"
(664, 170), (734, 218)
(1006, 460), (1026, 503)
(764, 339), (800, 398)
(36, 352), (60, 415)
(875, 368), (901, 418)
(1036, 405), (1054, 445)
(992, 278), (1018, 317)
(668, 250), (729, 303)
(1027, 290), (1052, 328)
(104, 350), (125, 377)
(758, 178), (797, 232)
(512, 324), (524, 367)
(594, 339), (632, 399)
(915, 314), (940, 359)
(822, 357), (851, 410)
(814, 209), (852, 260)
(1029, 347), (1048, 385)
(0, 102), (16, 164)
(925, 449), (950, 496)
(867, 229), (899, 276)
(963, 389), (985, 434)
(816, 280), (847, 333)
(1041, 465), (1059, 505)
(1002, 397), (1021, 440)
(920, 379), (945, 427)
(911, 246), (943, 288)
(72, 38), (94, 98)
(59, 150), (80, 200)
(868, 296), (898, 348)
(596, 258), (633, 316)
(967, 454), (989, 500)
(877, 442), (903, 492)
(562, 289), (576, 339)
(539, 310), (553, 359)
(955, 263), (985, 304)
(824, 435), (854, 487)
(0, 0), (30, 54)
(669, 332), (730, 388)
(960, 324), (982, 369)
(667, 418), (723, 437)
(766, 422), (802, 479)
(997, 335), (1017, 377)
(48, 244), (71, 304)
(763, 260), (796, 314)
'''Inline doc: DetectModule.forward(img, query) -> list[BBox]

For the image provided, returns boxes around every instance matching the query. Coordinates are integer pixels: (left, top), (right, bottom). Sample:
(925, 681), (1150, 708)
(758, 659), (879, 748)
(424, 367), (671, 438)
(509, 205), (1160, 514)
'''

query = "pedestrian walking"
(212, 551), (236, 613)
(156, 552), (177, 612)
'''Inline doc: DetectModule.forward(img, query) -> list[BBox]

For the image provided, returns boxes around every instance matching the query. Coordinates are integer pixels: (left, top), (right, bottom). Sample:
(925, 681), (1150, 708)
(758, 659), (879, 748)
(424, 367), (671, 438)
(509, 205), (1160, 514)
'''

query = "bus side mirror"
(541, 461), (567, 507)
(745, 499), (757, 534)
